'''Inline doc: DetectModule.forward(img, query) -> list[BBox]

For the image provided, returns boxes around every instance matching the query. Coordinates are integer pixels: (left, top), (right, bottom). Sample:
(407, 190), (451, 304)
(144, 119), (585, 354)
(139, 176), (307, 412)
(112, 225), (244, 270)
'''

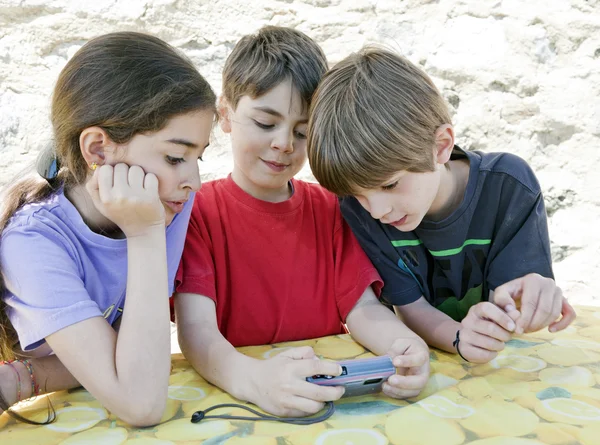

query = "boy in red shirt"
(174, 26), (429, 418)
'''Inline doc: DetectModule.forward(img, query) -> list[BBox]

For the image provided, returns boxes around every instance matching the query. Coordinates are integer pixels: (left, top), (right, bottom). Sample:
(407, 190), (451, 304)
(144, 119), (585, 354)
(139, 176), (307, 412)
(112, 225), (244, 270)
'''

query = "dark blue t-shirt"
(340, 147), (553, 322)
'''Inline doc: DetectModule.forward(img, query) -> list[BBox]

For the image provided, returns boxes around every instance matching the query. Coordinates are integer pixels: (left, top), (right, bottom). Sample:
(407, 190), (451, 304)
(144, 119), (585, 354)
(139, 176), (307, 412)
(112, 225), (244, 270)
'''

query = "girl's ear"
(79, 127), (116, 169)
(218, 96), (233, 134)
(434, 124), (455, 164)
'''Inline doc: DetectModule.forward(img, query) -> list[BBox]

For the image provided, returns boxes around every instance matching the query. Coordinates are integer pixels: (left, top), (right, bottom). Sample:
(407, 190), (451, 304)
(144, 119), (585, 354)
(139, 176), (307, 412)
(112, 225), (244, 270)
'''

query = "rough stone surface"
(1, 0), (599, 307)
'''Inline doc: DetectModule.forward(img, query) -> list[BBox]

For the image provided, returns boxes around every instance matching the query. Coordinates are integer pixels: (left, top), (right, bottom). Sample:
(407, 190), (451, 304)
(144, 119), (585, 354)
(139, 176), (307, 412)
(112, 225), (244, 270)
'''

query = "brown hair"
(0, 31), (216, 420)
(222, 26), (328, 110)
(307, 46), (451, 196)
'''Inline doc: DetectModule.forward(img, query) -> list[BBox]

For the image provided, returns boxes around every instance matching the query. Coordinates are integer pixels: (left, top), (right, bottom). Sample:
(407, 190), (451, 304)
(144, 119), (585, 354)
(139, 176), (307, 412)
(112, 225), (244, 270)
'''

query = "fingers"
(277, 396), (326, 417)
(460, 328), (506, 352)
(549, 298), (577, 332)
(525, 280), (561, 333)
(456, 342), (498, 364)
(392, 349), (429, 368)
(97, 164), (115, 203)
(383, 371), (429, 399)
(297, 380), (345, 403)
(278, 346), (316, 361)
(471, 302), (516, 334)
(297, 356), (342, 379)
(128, 164), (146, 191)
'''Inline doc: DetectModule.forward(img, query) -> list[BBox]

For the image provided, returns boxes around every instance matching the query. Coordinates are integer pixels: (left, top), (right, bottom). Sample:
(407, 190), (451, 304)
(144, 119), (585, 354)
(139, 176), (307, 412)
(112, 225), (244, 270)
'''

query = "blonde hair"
(222, 26), (328, 110)
(308, 46), (451, 196)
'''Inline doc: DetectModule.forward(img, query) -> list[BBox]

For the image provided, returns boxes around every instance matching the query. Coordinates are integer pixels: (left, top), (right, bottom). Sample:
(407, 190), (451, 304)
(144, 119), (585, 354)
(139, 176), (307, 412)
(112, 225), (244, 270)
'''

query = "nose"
(181, 161), (202, 192)
(271, 127), (294, 153)
(358, 193), (392, 221)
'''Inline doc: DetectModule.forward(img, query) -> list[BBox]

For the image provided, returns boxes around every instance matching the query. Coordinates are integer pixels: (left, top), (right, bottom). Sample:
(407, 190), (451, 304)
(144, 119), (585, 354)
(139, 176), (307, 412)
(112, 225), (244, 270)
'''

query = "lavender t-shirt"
(0, 190), (194, 351)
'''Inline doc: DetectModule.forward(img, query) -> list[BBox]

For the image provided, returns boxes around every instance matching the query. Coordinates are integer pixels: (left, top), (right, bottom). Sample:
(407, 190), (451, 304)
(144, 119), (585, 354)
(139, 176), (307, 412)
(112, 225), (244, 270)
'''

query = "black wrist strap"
(452, 330), (470, 362)
(191, 401), (335, 425)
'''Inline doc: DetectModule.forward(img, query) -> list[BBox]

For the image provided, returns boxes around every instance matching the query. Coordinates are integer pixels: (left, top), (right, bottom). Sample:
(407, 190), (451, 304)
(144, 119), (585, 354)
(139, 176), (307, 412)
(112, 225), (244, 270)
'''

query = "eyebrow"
(253, 106), (308, 124)
(165, 139), (210, 150)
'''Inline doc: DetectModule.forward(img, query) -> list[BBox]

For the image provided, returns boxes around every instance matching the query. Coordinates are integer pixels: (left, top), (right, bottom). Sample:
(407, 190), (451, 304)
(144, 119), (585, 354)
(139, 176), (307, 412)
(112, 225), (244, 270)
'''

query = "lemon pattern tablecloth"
(2, 305), (600, 445)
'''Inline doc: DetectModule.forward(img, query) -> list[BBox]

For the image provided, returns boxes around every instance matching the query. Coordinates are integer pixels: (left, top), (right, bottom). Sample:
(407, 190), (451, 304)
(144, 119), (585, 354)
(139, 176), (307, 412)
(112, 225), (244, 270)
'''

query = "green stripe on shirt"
(391, 238), (491, 257)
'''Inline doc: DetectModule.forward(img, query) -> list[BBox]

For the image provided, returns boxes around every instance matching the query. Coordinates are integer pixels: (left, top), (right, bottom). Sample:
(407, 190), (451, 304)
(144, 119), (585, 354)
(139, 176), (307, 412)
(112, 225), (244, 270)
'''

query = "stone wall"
(1, 0), (599, 305)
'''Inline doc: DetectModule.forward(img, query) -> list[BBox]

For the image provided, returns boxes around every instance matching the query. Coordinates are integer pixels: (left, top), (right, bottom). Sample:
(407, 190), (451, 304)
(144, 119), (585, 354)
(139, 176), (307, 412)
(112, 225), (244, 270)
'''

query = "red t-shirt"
(175, 175), (382, 347)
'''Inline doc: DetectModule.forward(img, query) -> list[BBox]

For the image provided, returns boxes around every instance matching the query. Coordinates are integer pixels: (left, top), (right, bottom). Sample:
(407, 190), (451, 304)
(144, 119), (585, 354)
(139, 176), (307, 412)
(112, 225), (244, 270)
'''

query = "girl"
(0, 31), (216, 426)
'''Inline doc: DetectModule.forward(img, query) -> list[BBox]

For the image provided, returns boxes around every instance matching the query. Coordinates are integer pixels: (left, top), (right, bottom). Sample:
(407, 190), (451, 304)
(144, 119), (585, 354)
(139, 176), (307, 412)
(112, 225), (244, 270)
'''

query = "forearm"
(178, 322), (257, 402)
(114, 226), (170, 412)
(346, 290), (426, 356)
(0, 355), (81, 408)
(396, 299), (461, 353)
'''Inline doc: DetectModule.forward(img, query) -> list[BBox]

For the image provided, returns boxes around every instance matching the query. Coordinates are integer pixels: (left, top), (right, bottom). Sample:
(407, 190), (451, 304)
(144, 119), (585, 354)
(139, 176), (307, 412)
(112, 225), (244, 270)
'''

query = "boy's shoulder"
(472, 149), (541, 195)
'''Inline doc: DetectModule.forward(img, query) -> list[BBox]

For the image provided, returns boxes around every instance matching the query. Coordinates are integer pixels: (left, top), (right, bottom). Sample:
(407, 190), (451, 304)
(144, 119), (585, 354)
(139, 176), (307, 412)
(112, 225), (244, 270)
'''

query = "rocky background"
(1, 0), (599, 306)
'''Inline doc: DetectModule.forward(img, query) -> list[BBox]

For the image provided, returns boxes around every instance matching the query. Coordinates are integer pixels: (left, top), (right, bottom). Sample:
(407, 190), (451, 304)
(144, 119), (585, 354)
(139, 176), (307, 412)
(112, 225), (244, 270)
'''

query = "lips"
(385, 215), (407, 227)
(164, 200), (187, 214)
(261, 159), (290, 172)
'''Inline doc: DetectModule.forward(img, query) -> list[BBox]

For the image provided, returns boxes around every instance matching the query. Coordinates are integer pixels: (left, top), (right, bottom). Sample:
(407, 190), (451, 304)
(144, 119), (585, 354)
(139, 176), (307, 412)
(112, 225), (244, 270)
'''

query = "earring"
(91, 162), (98, 171)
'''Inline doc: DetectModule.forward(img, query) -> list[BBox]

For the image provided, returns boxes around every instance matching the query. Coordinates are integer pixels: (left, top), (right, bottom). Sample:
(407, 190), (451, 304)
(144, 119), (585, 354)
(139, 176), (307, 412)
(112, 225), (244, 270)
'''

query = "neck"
(230, 170), (292, 203)
(427, 158), (470, 221)
(65, 184), (124, 238)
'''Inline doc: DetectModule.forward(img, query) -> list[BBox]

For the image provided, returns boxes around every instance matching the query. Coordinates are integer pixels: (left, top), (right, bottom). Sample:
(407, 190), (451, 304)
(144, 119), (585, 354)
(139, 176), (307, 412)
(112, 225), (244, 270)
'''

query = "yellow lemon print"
(42, 406), (108, 433)
(60, 426), (128, 445)
(533, 422), (580, 445)
(539, 366), (595, 387)
(254, 420), (326, 438)
(0, 424), (69, 445)
(386, 405), (465, 445)
(578, 325), (600, 339)
(154, 418), (232, 441)
(313, 336), (365, 359)
(167, 385), (207, 401)
(314, 428), (388, 445)
(410, 373), (459, 401)
(417, 395), (475, 418)
(535, 397), (600, 425)
(551, 338), (600, 351)
(578, 422), (600, 445)
(489, 381), (531, 400)
(459, 377), (504, 402)
(123, 438), (176, 445)
(537, 346), (600, 366)
(431, 361), (468, 380)
(467, 438), (546, 445)
(224, 436), (277, 445)
(460, 399), (539, 437)
(490, 355), (547, 372)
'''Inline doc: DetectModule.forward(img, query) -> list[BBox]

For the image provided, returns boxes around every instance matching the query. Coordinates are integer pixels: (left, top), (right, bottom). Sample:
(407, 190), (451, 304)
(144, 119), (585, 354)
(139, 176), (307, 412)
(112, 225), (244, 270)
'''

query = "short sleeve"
(486, 190), (554, 291)
(340, 197), (423, 306)
(1, 225), (102, 350)
(333, 202), (383, 321)
(175, 195), (217, 301)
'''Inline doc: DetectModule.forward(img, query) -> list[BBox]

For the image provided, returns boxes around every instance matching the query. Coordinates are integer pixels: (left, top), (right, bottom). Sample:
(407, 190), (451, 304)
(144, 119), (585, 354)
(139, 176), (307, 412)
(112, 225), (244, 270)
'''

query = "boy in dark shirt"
(307, 47), (576, 363)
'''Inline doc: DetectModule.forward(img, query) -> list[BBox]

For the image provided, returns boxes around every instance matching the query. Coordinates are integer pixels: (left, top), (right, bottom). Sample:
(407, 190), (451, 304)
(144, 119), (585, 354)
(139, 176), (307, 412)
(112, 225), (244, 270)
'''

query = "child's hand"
(383, 337), (430, 399)
(493, 274), (576, 334)
(86, 163), (166, 238)
(457, 302), (517, 363)
(248, 346), (345, 417)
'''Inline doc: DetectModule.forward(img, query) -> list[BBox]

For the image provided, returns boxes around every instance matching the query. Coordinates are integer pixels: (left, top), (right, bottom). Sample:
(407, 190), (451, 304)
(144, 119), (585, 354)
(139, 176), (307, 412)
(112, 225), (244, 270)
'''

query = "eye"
(253, 120), (274, 130)
(294, 130), (307, 140)
(381, 181), (398, 191)
(198, 156), (204, 162)
(166, 155), (185, 165)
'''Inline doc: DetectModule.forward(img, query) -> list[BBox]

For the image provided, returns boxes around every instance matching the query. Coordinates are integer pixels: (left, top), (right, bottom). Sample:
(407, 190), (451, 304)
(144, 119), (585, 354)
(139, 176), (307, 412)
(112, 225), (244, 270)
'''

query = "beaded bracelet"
(21, 359), (39, 398)
(1, 359), (39, 401)
(1, 360), (21, 402)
